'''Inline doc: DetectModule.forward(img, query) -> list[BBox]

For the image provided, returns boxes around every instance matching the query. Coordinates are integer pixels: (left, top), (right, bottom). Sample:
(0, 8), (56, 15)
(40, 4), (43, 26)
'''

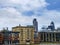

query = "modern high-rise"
(33, 18), (38, 32)
(12, 25), (34, 44)
(48, 21), (55, 31)
(50, 21), (55, 30)
(33, 18), (38, 38)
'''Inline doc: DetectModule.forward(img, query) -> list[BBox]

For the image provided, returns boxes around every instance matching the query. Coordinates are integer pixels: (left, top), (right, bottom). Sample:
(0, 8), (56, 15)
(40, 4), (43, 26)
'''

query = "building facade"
(34, 32), (40, 44)
(0, 31), (20, 45)
(0, 32), (3, 44)
(39, 31), (60, 42)
(12, 25), (34, 44)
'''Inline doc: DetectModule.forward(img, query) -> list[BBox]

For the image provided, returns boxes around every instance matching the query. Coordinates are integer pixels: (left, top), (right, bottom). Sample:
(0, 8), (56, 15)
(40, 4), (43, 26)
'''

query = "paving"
(2, 43), (60, 45)
(39, 43), (60, 45)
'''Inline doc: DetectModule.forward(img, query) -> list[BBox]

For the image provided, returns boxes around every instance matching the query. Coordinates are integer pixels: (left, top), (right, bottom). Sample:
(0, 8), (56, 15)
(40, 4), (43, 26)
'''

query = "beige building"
(39, 31), (60, 42)
(12, 25), (34, 44)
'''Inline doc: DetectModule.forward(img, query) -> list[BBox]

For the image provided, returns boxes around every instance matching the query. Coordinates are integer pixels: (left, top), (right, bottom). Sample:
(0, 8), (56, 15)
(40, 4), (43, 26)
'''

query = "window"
(27, 29), (29, 39)
(13, 33), (19, 40)
(21, 29), (23, 41)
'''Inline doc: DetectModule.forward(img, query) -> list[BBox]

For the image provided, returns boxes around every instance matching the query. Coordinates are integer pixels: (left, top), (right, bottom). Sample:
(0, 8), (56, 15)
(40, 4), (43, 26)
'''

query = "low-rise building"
(34, 35), (40, 44)
(0, 29), (20, 45)
(0, 32), (3, 44)
(39, 31), (60, 42)
(12, 25), (34, 44)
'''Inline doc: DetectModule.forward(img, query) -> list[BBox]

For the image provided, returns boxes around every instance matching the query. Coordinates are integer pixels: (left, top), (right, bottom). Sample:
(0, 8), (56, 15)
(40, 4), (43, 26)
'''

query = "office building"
(33, 18), (38, 32)
(33, 18), (38, 38)
(12, 25), (34, 44)
(39, 31), (60, 42)
(0, 28), (20, 45)
(48, 21), (55, 31)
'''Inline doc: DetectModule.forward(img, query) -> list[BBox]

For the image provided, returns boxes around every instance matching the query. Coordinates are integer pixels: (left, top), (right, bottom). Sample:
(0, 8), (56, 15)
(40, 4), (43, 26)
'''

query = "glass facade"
(33, 18), (38, 32)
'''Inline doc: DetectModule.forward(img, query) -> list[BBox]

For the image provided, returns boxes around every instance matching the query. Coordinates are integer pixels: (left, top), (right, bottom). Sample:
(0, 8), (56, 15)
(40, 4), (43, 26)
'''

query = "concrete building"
(12, 25), (34, 44)
(39, 31), (60, 42)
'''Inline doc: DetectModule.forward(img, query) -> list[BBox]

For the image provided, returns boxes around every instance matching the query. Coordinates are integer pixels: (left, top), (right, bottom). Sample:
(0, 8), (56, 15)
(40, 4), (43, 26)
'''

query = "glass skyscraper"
(48, 21), (55, 31)
(33, 18), (38, 32)
(33, 18), (38, 38)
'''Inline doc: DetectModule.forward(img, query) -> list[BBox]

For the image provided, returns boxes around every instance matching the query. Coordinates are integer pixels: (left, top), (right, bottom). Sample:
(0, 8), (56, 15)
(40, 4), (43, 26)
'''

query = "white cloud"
(0, 0), (60, 31)
(0, 0), (48, 10)
(0, 7), (60, 31)
(0, 7), (33, 30)
(10, 0), (47, 7)
(38, 10), (60, 29)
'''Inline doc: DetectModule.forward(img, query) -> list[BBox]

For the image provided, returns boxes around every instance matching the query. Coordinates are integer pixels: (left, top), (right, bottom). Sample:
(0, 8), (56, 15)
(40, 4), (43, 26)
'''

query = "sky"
(0, 0), (60, 31)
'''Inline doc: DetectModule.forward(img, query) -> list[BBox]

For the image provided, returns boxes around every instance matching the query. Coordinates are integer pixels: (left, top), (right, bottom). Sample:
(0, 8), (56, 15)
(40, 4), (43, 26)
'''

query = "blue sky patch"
(22, 11), (34, 16)
(46, 0), (60, 10)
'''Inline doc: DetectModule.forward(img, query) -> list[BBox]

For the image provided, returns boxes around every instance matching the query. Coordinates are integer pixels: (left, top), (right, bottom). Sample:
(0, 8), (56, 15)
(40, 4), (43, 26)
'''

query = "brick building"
(0, 33), (3, 44)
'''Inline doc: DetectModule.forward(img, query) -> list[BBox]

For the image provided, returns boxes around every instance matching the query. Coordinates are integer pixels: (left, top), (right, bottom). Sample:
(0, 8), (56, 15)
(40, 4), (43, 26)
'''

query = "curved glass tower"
(33, 18), (38, 32)
(33, 18), (38, 38)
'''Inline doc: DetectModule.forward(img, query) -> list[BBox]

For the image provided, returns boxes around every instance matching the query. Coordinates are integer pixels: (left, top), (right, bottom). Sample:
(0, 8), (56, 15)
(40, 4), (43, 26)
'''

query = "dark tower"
(48, 21), (55, 31)
(50, 21), (55, 31)
(33, 18), (38, 38)
(33, 18), (38, 32)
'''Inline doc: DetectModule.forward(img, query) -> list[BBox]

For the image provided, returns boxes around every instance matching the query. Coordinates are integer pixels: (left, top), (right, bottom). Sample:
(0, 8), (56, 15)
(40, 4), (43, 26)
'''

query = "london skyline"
(0, 0), (60, 31)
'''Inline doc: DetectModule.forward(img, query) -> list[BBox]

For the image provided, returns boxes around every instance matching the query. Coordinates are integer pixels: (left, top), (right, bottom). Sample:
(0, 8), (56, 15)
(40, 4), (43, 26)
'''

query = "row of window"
(40, 33), (60, 42)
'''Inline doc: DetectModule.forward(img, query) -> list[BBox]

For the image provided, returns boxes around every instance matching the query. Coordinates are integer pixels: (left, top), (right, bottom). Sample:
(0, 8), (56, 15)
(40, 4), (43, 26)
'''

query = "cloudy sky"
(0, 0), (60, 31)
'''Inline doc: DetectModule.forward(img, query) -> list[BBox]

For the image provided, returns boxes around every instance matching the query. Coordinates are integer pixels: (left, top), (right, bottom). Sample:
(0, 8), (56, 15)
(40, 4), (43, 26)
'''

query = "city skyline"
(0, 0), (60, 31)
